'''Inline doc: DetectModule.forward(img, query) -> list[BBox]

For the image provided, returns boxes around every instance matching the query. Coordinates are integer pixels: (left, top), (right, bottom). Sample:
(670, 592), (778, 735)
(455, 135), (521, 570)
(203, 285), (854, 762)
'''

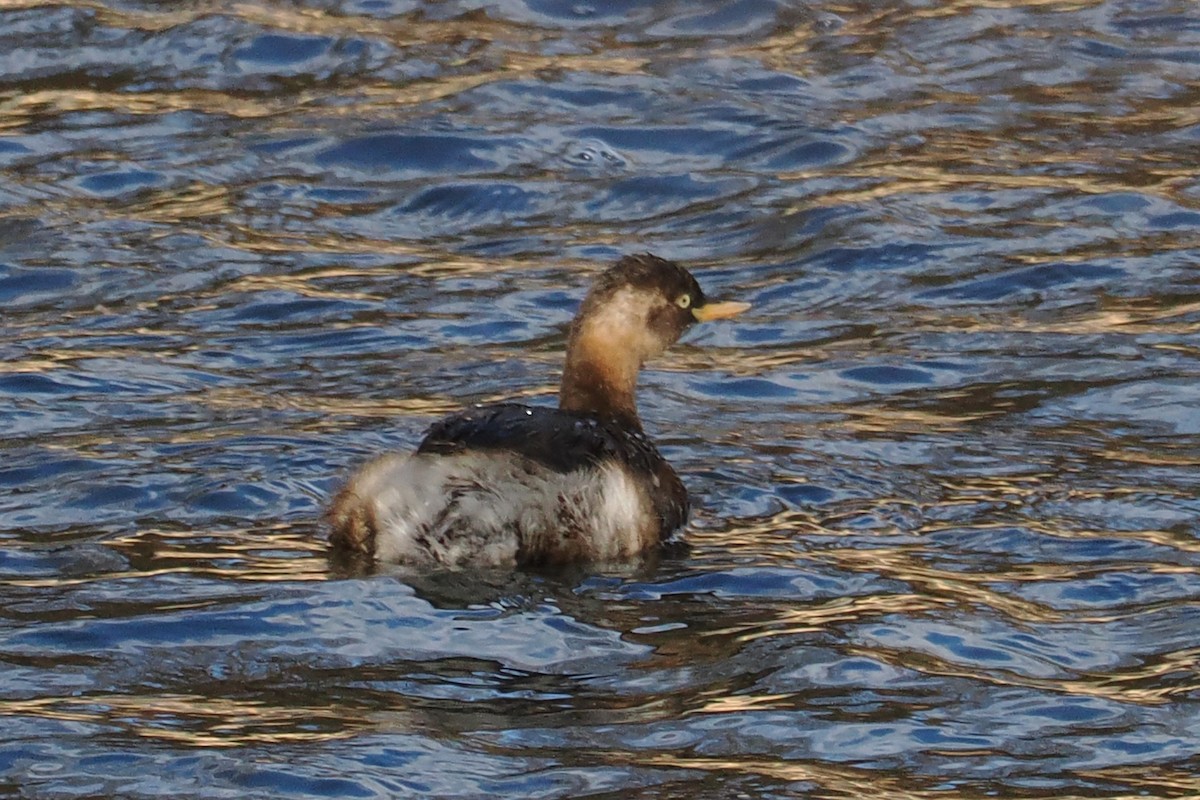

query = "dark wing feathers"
(418, 403), (655, 473)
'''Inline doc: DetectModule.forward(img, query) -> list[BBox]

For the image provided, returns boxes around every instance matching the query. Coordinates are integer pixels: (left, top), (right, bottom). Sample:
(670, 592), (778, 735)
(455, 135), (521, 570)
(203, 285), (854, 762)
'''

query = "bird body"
(327, 254), (748, 567)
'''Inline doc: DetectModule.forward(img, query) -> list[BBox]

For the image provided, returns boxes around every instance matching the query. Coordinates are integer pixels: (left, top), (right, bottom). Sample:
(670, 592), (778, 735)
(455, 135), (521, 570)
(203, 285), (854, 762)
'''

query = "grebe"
(327, 253), (749, 566)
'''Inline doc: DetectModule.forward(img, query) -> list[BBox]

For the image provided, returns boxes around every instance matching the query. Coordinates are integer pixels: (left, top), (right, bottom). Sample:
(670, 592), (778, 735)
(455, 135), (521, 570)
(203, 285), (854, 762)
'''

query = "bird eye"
(675, 294), (691, 309)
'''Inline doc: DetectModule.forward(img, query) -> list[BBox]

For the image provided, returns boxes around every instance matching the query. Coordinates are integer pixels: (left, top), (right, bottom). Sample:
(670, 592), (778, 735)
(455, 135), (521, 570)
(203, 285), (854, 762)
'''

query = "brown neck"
(559, 331), (643, 430)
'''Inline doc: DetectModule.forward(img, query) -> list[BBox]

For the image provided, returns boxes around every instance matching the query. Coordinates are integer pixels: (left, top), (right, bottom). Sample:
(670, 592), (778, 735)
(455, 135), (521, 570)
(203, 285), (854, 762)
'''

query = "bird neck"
(559, 324), (643, 430)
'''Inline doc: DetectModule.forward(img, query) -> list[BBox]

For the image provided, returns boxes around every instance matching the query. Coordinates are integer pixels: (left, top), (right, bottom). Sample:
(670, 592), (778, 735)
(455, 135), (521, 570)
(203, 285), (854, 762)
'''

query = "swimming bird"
(327, 253), (749, 567)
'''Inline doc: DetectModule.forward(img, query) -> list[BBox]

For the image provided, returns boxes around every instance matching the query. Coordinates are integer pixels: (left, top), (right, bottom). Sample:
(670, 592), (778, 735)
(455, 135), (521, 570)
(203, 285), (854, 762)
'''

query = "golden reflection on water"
(0, 88), (290, 122)
(789, 162), (1197, 213)
(700, 592), (953, 643)
(1079, 764), (1200, 796)
(112, 524), (328, 576)
(0, 345), (180, 372)
(126, 183), (235, 221)
(911, 0), (1107, 15)
(637, 747), (1198, 798)
(220, 226), (584, 274)
(945, 297), (1200, 336)
(2, 525), (329, 589)
(839, 404), (996, 432)
(0, 693), (358, 747)
(637, 752), (988, 800)
(1100, 446), (1200, 469)
(866, 640), (1200, 708)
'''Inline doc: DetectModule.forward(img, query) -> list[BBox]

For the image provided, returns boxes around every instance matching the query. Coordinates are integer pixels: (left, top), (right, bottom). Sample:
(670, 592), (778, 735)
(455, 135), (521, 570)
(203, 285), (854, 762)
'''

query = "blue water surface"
(2, 1), (1200, 798)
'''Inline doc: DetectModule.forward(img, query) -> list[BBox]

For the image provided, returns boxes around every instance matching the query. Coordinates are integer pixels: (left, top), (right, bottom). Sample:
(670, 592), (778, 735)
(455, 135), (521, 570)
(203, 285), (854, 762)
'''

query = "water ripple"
(3, 0), (1200, 798)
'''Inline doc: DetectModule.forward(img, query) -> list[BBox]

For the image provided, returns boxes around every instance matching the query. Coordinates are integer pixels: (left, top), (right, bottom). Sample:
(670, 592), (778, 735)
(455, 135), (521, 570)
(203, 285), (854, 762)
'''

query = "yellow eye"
(675, 294), (691, 309)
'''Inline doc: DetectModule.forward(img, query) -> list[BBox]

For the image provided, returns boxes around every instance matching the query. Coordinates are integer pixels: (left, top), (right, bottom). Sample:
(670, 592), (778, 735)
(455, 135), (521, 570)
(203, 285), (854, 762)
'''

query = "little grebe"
(327, 253), (749, 566)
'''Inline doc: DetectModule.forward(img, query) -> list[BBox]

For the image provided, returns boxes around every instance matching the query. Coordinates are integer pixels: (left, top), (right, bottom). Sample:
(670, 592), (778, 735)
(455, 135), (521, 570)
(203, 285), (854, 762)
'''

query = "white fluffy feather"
(340, 452), (654, 567)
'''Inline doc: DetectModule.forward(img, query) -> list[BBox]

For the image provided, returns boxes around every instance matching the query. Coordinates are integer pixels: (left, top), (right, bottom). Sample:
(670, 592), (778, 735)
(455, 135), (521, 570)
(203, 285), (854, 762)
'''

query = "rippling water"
(3, 1), (1200, 797)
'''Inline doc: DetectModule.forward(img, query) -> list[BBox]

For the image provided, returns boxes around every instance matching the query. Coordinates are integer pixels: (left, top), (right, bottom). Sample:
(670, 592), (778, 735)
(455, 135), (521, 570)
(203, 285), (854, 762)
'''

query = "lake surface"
(3, 0), (1200, 797)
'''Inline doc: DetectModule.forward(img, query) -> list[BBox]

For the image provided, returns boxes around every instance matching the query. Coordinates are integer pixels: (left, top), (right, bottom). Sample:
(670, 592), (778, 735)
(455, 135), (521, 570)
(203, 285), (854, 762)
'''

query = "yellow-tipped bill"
(692, 300), (751, 322)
